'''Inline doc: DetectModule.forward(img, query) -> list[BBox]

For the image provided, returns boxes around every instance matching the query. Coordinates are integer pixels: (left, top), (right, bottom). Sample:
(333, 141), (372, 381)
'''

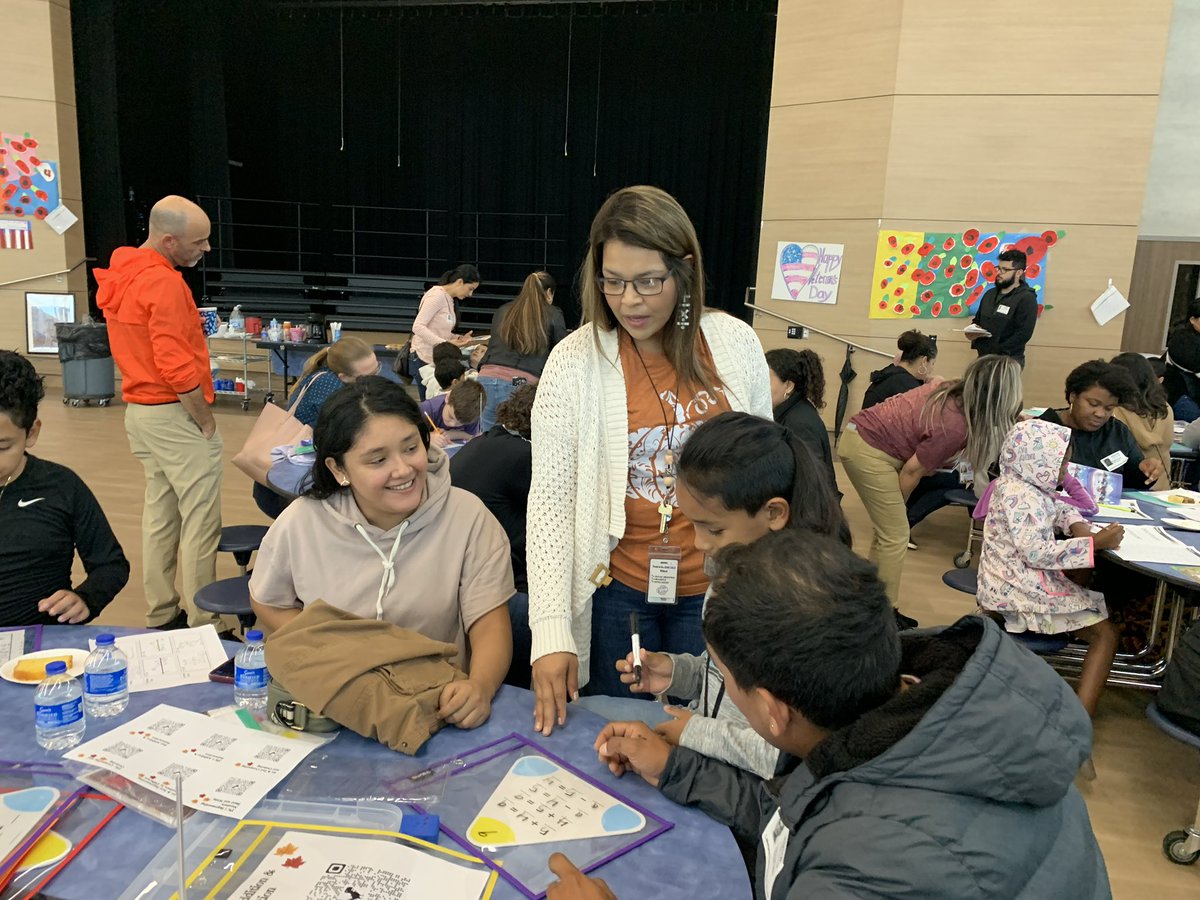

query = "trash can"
(56, 320), (115, 407)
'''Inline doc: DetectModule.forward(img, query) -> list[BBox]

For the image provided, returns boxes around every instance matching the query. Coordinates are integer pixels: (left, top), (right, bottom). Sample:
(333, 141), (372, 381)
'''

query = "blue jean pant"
(505, 592), (532, 689)
(583, 578), (706, 698)
(476, 375), (523, 433)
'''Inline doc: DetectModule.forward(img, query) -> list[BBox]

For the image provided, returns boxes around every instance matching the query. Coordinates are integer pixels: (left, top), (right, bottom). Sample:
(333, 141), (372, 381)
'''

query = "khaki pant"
(837, 427), (908, 605)
(125, 402), (223, 628)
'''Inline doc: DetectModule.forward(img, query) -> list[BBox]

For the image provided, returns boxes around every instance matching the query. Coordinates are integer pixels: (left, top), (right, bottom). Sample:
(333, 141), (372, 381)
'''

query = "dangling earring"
(676, 293), (692, 330)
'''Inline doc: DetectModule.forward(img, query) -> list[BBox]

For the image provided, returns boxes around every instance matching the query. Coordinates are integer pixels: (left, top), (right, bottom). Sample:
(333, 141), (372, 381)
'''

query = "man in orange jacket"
(95, 196), (222, 629)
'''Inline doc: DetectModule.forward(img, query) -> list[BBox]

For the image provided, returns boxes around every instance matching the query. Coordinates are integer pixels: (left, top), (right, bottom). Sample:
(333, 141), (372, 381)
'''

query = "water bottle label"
(235, 665), (268, 690)
(85, 669), (128, 696)
(36, 698), (83, 728)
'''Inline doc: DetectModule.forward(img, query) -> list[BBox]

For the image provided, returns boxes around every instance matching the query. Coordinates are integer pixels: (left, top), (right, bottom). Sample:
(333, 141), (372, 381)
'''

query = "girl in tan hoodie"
(1111, 352), (1173, 491)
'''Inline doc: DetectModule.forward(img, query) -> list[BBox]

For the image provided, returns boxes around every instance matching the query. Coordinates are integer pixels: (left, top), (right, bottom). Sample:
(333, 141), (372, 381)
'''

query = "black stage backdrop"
(73, 0), (776, 323)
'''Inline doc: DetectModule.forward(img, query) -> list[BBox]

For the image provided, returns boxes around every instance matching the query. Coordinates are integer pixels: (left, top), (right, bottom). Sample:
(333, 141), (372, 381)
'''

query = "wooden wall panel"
(1123, 238), (1200, 352)
(883, 95), (1160, 226)
(0, 0), (85, 380)
(893, 1), (1174, 96)
(771, 0), (903, 107)
(760, 97), (895, 221)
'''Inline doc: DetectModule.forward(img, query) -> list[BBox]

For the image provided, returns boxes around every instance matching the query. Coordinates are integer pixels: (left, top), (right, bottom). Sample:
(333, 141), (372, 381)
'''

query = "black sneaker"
(894, 609), (920, 630)
(155, 609), (189, 631)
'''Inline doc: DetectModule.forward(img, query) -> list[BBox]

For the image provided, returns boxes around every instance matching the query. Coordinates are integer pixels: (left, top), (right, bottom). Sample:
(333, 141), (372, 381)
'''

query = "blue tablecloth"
(1094, 493), (1200, 588)
(1, 627), (750, 899)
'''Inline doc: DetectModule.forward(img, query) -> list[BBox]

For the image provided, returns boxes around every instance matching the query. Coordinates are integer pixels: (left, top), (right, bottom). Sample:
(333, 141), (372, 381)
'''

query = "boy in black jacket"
(0, 351), (128, 625)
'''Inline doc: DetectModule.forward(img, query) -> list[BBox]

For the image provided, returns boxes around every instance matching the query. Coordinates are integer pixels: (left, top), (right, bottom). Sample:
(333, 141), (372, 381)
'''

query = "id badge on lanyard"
(647, 544), (681, 605)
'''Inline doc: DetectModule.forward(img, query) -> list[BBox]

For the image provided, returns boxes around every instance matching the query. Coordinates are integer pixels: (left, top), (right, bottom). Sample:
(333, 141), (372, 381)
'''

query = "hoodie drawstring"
(354, 521), (408, 620)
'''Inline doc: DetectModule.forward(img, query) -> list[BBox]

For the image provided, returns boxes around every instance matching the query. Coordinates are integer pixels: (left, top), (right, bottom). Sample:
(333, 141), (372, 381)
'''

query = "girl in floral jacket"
(975, 419), (1123, 716)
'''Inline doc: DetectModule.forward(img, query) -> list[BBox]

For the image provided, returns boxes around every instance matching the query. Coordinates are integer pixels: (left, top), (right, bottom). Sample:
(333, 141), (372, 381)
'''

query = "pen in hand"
(630, 612), (642, 685)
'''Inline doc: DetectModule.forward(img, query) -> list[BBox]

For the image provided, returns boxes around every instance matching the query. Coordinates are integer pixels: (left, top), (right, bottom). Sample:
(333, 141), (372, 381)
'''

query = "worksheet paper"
(1108, 525), (1200, 565)
(229, 831), (491, 900)
(89, 625), (227, 692)
(0, 630), (26, 667)
(64, 704), (317, 819)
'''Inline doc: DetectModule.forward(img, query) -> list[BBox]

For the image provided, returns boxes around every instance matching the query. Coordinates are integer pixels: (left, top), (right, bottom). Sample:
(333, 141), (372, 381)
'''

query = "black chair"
(218, 524), (269, 576)
(1146, 703), (1200, 865)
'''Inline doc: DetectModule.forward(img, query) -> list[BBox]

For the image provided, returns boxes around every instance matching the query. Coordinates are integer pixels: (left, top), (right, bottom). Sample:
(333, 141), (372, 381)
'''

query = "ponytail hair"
(765, 347), (826, 409)
(677, 412), (849, 546)
(897, 329), (937, 362)
(499, 271), (556, 356)
(438, 264), (481, 287)
(300, 336), (373, 380)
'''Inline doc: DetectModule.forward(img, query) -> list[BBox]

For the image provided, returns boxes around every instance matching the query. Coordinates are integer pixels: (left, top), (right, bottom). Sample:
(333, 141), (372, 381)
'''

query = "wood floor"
(37, 387), (1200, 898)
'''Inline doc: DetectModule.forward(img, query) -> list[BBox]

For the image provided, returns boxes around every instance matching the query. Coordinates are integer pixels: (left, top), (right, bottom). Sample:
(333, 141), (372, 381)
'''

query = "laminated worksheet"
(228, 830), (491, 900)
(65, 704), (317, 819)
(89, 625), (228, 692)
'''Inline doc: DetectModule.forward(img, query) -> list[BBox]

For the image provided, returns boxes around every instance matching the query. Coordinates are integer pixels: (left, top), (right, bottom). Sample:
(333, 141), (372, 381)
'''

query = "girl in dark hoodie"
(862, 330), (938, 409)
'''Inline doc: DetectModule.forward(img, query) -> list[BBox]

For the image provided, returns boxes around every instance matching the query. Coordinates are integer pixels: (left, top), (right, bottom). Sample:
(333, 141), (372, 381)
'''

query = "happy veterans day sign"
(772, 242), (844, 305)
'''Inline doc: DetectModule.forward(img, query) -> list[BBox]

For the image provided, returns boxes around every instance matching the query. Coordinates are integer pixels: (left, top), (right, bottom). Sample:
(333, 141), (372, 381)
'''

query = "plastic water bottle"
(229, 305), (245, 333)
(83, 633), (129, 718)
(234, 630), (269, 710)
(34, 661), (86, 751)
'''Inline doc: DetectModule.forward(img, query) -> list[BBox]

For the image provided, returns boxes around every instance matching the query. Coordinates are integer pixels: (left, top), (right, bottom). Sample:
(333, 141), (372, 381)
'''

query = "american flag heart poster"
(772, 242), (844, 304)
(0, 218), (33, 250)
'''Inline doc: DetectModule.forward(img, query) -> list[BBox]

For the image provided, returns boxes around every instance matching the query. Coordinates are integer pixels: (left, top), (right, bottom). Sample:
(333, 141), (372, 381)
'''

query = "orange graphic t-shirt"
(608, 333), (731, 595)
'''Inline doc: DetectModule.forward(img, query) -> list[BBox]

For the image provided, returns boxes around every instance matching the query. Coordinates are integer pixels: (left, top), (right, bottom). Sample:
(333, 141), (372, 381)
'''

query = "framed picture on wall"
(25, 292), (75, 355)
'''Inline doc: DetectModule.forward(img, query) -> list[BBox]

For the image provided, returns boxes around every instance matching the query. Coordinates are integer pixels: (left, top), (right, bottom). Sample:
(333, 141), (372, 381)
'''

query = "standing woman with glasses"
(409, 264), (481, 396)
(526, 186), (772, 735)
(475, 271), (568, 432)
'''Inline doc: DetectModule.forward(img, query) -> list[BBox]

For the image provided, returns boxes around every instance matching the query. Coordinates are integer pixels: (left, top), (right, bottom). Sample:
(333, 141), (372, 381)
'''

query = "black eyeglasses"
(596, 272), (674, 297)
(995, 266), (1021, 274)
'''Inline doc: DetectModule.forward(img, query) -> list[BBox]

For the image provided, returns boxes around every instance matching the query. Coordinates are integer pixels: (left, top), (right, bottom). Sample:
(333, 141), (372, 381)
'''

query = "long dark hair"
(1110, 352), (1170, 422)
(765, 348), (825, 409)
(579, 186), (717, 391)
(437, 264), (481, 287)
(677, 411), (849, 546)
(308, 376), (429, 499)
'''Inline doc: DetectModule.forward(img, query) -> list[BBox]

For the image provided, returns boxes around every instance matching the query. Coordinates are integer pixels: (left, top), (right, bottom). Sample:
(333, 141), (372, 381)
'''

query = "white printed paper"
(43, 205), (78, 235)
(467, 756), (645, 848)
(65, 704), (317, 819)
(955, 324), (991, 338)
(1108, 525), (1200, 565)
(89, 625), (228, 692)
(230, 831), (490, 900)
(772, 242), (844, 304)
(1091, 284), (1130, 326)
(0, 630), (26, 667)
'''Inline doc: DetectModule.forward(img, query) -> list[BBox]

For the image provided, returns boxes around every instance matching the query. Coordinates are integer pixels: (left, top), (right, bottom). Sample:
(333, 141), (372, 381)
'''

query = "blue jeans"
(477, 375), (523, 433)
(584, 578), (706, 698)
(505, 592), (532, 689)
(906, 470), (961, 529)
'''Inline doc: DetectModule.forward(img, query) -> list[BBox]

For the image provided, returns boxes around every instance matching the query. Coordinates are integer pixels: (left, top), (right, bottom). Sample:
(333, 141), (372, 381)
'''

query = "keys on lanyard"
(658, 502), (673, 535)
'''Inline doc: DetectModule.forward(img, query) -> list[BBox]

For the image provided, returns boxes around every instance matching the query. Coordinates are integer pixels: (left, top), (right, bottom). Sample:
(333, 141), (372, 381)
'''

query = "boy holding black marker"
(547, 531), (1109, 899)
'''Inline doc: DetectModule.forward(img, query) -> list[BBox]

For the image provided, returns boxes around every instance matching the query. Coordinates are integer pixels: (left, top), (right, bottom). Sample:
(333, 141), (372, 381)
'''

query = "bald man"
(96, 196), (223, 631)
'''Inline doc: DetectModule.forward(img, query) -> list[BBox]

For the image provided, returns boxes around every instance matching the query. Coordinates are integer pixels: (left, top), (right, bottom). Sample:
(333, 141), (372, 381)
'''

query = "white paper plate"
(1163, 517), (1200, 533)
(0, 649), (88, 685)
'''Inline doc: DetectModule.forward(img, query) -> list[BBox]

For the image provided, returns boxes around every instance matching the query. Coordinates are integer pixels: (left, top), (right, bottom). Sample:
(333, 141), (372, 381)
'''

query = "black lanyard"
(701, 654), (725, 718)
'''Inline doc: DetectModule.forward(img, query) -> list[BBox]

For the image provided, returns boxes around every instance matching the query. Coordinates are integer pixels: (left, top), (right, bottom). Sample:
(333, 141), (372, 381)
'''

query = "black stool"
(941, 567), (1069, 656)
(218, 524), (269, 576)
(194, 575), (255, 633)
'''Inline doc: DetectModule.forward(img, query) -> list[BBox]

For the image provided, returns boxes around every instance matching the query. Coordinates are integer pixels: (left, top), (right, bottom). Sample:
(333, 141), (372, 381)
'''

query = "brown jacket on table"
(1113, 408), (1172, 491)
(264, 600), (467, 754)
